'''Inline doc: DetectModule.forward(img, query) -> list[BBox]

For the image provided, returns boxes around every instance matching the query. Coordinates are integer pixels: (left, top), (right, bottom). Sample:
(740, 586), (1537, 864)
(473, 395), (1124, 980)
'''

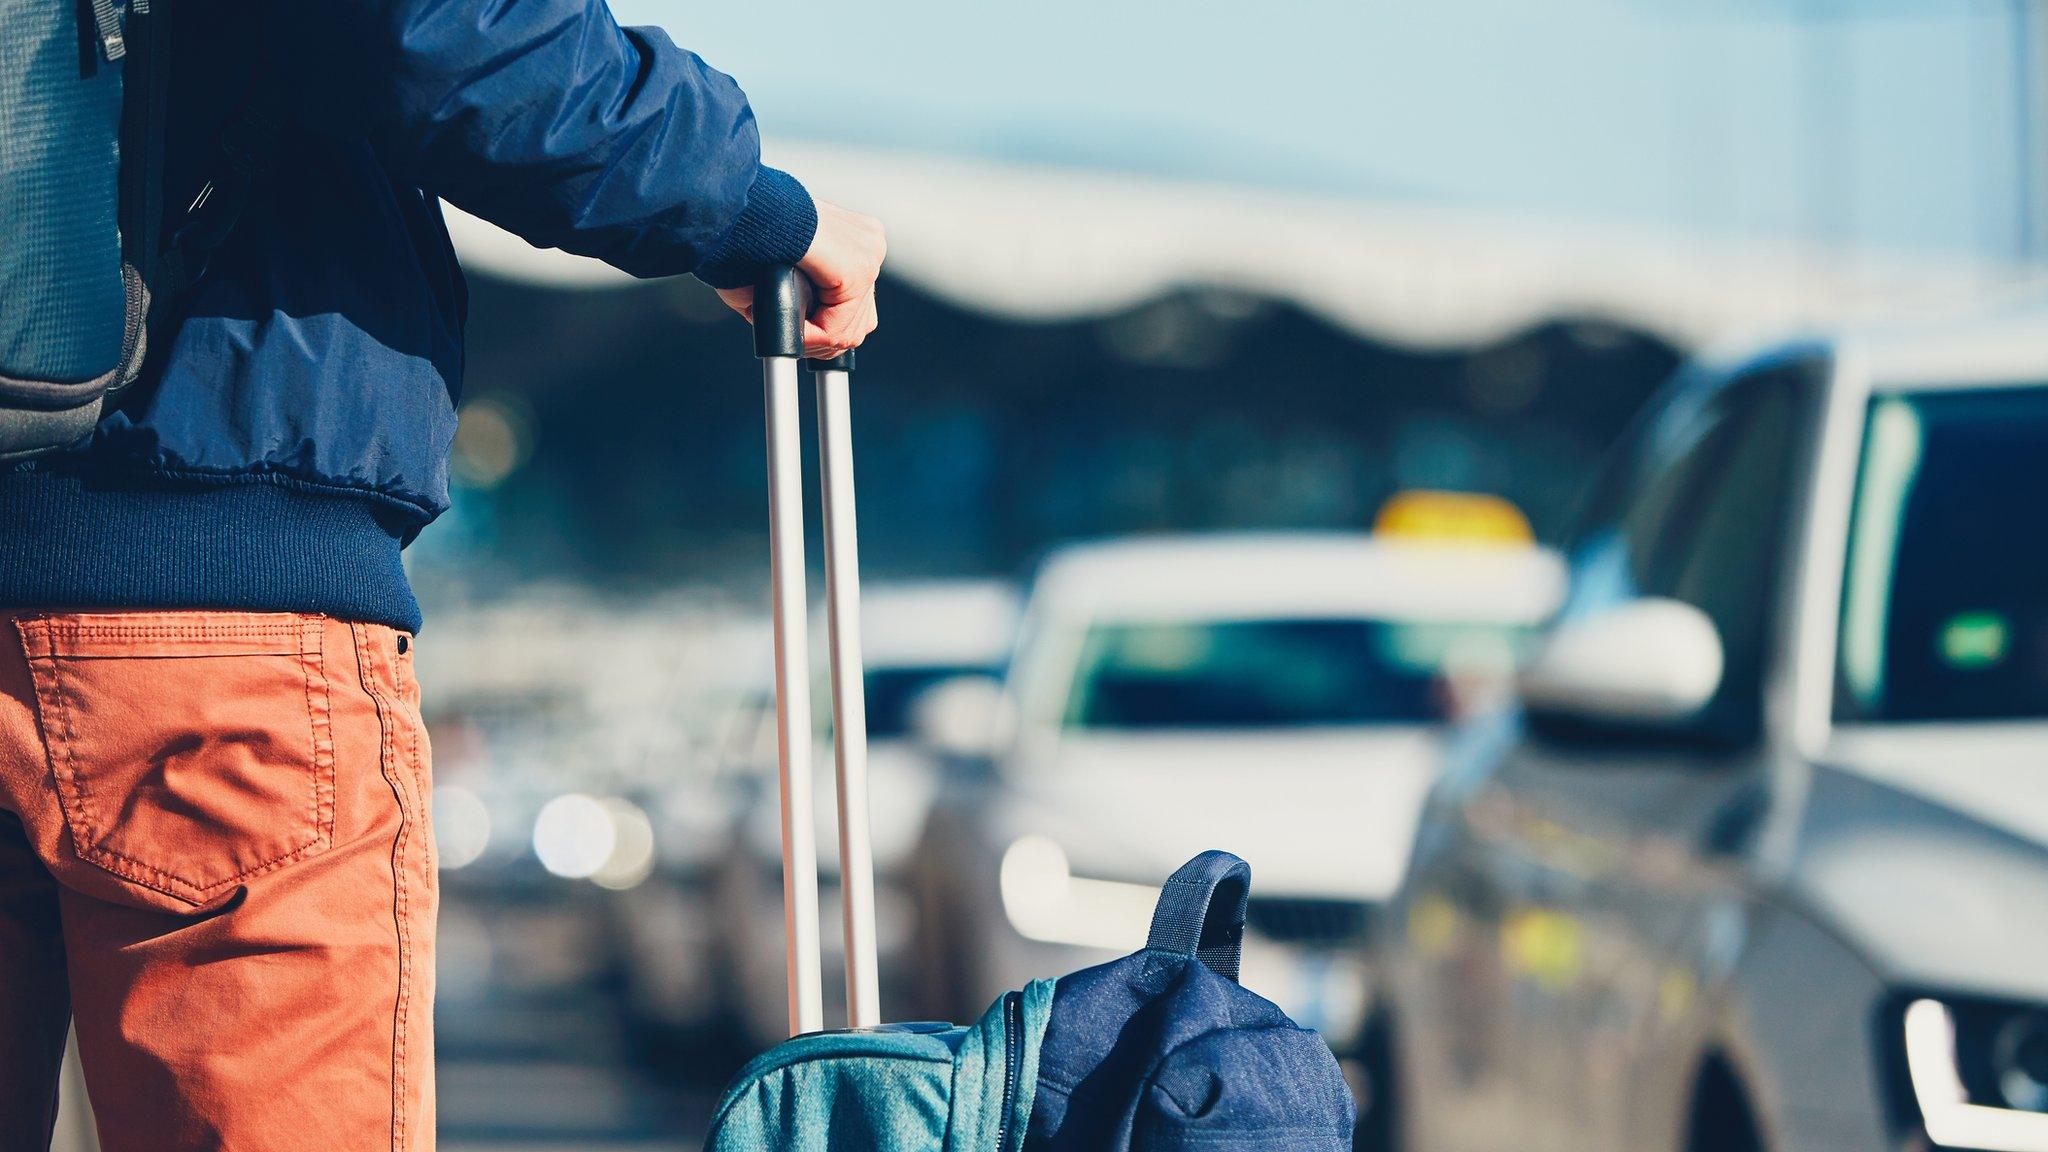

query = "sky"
(615, 0), (2036, 263)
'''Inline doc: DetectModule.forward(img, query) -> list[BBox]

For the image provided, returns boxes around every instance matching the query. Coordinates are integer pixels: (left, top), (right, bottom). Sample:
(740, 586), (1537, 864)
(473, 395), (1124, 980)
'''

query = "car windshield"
(1061, 617), (1522, 730)
(863, 664), (996, 739)
(1837, 386), (2048, 722)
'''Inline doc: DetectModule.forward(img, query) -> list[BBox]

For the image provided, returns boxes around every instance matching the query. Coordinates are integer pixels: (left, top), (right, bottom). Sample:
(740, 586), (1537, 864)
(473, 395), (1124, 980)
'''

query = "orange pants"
(0, 611), (436, 1151)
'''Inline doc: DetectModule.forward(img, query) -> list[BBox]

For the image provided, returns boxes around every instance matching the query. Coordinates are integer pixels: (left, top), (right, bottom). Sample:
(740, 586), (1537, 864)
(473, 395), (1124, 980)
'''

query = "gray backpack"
(0, 0), (266, 459)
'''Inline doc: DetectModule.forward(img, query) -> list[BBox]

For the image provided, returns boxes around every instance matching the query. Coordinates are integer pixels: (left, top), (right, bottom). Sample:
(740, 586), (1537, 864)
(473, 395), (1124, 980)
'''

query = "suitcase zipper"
(994, 990), (1024, 1152)
(86, 0), (126, 60)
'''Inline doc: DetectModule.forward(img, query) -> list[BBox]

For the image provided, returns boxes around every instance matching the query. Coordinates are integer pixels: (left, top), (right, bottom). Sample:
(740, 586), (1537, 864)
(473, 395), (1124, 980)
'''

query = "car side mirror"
(908, 674), (1008, 764)
(1518, 598), (1724, 729)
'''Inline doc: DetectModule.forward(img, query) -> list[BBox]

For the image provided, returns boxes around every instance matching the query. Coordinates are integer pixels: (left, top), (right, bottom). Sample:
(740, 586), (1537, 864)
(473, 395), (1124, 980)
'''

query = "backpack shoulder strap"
(158, 94), (280, 296)
(151, 6), (284, 319)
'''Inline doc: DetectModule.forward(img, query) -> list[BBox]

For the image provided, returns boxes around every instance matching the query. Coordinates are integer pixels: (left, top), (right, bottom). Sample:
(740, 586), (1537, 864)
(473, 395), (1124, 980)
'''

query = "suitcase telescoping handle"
(753, 267), (882, 1037)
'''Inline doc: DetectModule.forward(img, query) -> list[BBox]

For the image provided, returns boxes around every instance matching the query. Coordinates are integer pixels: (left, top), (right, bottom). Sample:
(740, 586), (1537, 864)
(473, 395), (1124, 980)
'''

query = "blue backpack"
(703, 851), (1356, 1151)
(0, 0), (148, 456)
(0, 0), (270, 458)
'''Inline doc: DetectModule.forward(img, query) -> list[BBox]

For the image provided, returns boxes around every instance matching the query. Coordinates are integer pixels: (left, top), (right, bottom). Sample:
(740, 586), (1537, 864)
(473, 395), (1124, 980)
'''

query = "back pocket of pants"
(16, 612), (337, 906)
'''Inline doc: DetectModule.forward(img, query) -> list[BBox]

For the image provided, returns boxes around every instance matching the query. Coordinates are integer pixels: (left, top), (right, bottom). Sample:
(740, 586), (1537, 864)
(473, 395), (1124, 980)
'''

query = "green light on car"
(1939, 611), (2010, 670)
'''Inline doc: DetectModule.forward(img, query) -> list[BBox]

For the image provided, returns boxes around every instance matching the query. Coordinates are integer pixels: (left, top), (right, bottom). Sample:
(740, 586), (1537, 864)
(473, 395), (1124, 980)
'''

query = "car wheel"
(1686, 1055), (1764, 1152)
(1353, 1013), (1400, 1152)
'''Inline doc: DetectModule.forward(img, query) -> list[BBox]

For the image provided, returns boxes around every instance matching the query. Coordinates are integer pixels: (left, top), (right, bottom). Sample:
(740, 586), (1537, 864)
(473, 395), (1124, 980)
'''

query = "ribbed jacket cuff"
(692, 166), (819, 289)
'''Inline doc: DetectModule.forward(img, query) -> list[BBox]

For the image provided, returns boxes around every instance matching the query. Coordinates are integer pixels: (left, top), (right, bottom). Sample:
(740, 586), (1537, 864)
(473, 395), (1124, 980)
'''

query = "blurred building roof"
(444, 140), (2041, 352)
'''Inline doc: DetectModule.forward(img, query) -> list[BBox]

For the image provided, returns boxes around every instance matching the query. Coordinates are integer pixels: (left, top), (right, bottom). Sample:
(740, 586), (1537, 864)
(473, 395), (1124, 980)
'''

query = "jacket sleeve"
(285, 0), (818, 286)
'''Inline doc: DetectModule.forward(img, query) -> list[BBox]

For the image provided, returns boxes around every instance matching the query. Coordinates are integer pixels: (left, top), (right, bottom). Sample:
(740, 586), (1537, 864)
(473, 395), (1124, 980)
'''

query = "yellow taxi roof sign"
(1374, 490), (1535, 546)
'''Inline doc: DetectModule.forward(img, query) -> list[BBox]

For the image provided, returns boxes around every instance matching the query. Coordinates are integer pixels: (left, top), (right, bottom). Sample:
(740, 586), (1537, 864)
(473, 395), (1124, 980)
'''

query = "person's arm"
(287, 0), (880, 349)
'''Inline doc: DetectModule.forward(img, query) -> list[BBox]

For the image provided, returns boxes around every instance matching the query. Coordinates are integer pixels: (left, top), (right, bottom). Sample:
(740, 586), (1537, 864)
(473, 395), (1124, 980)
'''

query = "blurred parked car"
(604, 767), (747, 1051)
(909, 529), (1563, 1058)
(432, 711), (671, 1003)
(1368, 312), (2048, 1152)
(712, 581), (1022, 1049)
(405, 605), (758, 1031)
(603, 617), (774, 1051)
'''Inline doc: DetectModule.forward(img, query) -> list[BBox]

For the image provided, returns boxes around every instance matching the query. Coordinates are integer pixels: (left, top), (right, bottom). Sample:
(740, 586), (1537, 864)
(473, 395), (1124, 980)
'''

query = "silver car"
(1368, 310), (2048, 1152)
(910, 531), (1563, 1054)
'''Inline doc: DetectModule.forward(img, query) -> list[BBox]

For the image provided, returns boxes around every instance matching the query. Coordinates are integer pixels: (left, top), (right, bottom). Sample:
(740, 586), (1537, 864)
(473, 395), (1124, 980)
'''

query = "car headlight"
(432, 783), (492, 871)
(1903, 998), (2048, 1151)
(531, 793), (656, 890)
(998, 836), (1156, 952)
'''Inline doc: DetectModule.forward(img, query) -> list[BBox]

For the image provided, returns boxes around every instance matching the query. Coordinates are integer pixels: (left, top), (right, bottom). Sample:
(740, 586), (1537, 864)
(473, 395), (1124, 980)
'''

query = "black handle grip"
(752, 266), (808, 359)
(753, 267), (859, 372)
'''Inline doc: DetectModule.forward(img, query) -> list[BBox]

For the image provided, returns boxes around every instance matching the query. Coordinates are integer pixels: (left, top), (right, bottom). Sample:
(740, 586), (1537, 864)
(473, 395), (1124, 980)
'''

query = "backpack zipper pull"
(87, 0), (126, 61)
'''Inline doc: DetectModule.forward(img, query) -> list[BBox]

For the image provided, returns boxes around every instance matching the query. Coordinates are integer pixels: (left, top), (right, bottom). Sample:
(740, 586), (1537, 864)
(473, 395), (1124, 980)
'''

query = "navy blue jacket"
(0, 0), (817, 632)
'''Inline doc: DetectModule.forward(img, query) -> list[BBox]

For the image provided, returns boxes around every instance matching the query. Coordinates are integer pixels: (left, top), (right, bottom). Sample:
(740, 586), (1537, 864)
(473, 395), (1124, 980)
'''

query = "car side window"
(1660, 380), (1805, 735)
(1622, 366), (1812, 743)
(1550, 392), (1723, 623)
(1550, 370), (1722, 621)
(1620, 414), (1727, 598)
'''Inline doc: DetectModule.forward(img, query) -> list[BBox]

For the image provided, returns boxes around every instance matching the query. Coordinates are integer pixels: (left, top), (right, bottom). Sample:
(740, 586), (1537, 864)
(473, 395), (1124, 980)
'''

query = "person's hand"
(717, 199), (885, 358)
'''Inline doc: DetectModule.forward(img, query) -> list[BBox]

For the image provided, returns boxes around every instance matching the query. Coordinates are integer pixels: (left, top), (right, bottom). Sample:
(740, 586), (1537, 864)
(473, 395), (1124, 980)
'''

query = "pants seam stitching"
(355, 622), (413, 1152)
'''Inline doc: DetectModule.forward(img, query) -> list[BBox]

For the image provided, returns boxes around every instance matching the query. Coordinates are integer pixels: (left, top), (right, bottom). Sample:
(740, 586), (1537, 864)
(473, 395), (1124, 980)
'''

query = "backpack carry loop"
(753, 267), (882, 1037)
(1144, 850), (1251, 982)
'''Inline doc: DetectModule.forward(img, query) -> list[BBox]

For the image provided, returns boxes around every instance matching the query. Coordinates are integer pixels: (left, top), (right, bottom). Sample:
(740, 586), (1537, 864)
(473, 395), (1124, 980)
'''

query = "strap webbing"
(1144, 851), (1252, 982)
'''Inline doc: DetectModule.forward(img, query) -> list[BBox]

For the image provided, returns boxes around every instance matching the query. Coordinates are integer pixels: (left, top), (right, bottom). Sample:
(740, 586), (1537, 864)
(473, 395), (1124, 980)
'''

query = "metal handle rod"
(814, 357), (881, 1028)
(763, 351), (825, 1038)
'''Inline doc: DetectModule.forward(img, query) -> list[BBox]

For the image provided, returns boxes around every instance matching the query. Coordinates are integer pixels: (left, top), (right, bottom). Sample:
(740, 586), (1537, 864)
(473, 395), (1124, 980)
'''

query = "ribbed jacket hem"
(0, 471), (422, 633)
